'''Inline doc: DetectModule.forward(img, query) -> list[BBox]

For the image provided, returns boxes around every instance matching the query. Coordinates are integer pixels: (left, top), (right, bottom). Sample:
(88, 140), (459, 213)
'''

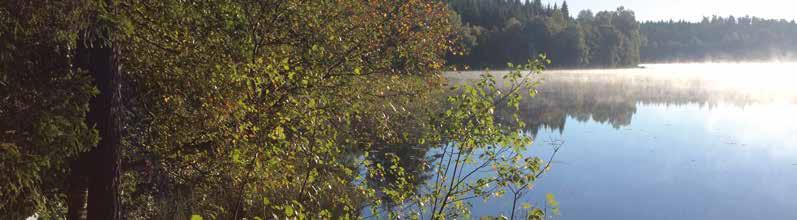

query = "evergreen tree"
(641, 15), (797, 62)
(533, 0), (543, 15)
(447, 0), (641, 68)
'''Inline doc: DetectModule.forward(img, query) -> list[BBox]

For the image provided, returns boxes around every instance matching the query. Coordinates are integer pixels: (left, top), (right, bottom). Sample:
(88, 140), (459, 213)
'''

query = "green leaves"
(1, 0), (563, 219)
(528, 208), (546, 220)
(0, 1), (99, 217)
(413, 59), (557, 218)
(108, 0), (458, 218)
(546, 193), (560, 216)
(269, 126), (286, 140)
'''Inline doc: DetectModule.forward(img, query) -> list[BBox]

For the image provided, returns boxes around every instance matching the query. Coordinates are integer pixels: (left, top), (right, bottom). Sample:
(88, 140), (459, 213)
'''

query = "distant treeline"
(446, 0), (642, 68)
(448, 0), (642, 68)
(641, 17), (797, 62)
(446, 0), (797, 68)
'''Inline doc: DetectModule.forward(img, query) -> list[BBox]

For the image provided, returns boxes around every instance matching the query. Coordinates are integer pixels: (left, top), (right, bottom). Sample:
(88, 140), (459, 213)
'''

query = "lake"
(452, 63), (797, 219)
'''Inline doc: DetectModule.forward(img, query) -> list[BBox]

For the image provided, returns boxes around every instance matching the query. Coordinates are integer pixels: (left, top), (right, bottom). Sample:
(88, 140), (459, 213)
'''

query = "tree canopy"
(446, 0), (797, 68)
(446, 0), (642, 68)
(641, 16), (797, 62)
(2, 0), (554, 219)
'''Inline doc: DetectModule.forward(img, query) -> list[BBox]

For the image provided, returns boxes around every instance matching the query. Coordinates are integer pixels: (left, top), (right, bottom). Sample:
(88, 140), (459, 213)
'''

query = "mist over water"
(558, 62), (797, 101)
(448, 62), (797, 219)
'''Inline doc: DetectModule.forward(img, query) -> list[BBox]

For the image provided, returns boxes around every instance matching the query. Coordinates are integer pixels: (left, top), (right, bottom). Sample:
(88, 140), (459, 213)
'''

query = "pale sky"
(543, 0), (797, 22)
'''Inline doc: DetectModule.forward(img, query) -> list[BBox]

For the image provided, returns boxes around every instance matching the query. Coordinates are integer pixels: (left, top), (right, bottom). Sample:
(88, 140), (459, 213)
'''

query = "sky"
(543, 0), (797, 22)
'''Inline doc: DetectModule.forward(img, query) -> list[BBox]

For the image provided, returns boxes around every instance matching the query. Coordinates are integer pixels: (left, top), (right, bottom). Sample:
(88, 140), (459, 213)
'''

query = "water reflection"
(448, 63), (797, 219)
(450, 63), (797, 136)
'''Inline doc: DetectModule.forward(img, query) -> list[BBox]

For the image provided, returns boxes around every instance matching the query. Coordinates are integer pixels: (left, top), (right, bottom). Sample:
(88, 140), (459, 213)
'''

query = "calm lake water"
(453, 63), (797, 219)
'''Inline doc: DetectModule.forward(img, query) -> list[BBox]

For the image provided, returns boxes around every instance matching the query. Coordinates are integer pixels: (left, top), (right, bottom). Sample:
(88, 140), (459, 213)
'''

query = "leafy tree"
(3, 0), (453, 218)
(3, 0), (561, 219)
(1, 1), (96, 218)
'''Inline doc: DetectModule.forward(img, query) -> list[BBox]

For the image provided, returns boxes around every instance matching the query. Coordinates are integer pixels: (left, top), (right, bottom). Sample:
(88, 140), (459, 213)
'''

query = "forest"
(641, 16), (797, 62)
(446, 0), (642, 68)
(1, 0), (552, 219)
(447, 0), (797, 68)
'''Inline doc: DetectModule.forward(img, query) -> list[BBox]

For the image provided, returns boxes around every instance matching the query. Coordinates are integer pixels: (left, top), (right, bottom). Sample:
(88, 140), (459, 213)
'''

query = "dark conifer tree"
(641, 16), (797, 62)
(447, 0), (642, 68)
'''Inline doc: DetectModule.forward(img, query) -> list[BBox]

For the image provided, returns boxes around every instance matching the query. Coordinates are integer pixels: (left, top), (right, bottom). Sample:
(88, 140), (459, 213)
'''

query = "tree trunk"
(69, 28), (122, 220)
(67, 158), (88, 220)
